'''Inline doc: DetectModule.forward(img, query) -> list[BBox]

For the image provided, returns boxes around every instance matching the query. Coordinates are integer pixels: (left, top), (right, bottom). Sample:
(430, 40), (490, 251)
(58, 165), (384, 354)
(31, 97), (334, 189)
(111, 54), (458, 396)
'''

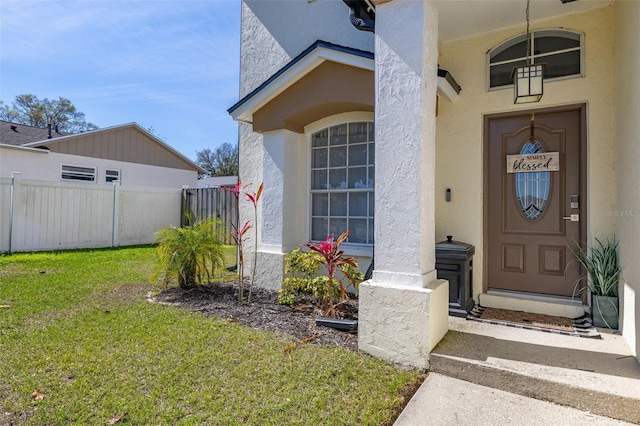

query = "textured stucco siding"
(614, 0), (640, 360)
(435, 6), (617, 300)
(238, 0), (375, 287)
(359, 278), (449, 368)
(374, 0), (438, 283)
(358, 0), (448, 367)
(240, 0), (373, 98)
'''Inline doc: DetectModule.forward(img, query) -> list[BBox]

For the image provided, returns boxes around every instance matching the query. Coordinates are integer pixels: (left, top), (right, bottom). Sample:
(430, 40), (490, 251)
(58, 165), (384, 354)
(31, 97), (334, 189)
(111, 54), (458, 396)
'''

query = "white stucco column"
(358, 0), (448, 368)
(255, 129), (304, 290)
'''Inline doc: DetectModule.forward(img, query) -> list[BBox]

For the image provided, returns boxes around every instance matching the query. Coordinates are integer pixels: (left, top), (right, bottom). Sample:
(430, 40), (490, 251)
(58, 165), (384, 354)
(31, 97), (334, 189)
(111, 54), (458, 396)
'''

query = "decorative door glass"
(515, 140), (550, 220)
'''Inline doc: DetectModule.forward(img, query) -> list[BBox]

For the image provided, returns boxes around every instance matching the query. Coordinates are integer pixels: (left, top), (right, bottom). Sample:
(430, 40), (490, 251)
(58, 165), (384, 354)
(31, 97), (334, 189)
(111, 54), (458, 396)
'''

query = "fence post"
(8, 172), (22, 254)
(112, 181), (120, 247)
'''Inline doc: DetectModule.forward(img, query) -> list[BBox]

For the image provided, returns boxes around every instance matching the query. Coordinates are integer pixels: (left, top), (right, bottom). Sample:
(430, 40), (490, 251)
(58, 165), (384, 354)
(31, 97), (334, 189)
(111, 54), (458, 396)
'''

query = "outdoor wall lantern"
(511, 0), (546, 104)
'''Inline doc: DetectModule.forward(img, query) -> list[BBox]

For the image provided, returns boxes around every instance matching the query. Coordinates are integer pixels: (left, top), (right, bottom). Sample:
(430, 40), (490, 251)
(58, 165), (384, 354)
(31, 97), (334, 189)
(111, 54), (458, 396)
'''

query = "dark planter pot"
(315, 317), (358, 331)
(592, 295), (619, 329)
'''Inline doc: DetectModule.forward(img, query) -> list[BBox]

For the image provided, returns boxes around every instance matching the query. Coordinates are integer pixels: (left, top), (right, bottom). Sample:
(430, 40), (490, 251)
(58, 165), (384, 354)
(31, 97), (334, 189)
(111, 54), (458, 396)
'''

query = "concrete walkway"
(395, 317), (640, 425)
(395, 373), (632, 425)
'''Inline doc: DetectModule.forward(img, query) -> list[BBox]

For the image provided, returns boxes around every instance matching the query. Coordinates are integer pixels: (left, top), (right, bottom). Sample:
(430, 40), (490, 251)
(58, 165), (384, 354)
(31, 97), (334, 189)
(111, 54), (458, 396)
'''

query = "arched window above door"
(487, 29), (583, 90)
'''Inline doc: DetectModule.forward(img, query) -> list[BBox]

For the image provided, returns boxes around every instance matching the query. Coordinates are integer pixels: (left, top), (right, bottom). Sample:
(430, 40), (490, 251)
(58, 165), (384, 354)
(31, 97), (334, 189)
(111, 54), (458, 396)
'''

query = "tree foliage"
(196, 142), (239, 177)
(0, 94), (98, 133)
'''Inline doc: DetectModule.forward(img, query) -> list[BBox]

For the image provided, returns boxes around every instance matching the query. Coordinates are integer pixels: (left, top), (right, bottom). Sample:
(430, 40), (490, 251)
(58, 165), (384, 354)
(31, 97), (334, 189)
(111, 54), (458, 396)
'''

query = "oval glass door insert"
(515, 140), (550, 220)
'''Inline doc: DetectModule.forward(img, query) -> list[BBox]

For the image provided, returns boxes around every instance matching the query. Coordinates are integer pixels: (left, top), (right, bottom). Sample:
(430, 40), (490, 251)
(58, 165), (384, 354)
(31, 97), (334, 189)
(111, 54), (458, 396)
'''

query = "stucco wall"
(238, 0), (376, 284)
(435, 6), (617, 299)
(614, 0), (640, 359)
(241, 0), (373, 97)
(0, 145), (198, 188)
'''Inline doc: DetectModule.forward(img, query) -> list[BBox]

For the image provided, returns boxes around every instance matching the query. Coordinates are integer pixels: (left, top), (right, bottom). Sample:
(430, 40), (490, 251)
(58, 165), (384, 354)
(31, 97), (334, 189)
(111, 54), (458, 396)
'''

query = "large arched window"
(488, 29), (583, 90)
(310, 121), (374, 245)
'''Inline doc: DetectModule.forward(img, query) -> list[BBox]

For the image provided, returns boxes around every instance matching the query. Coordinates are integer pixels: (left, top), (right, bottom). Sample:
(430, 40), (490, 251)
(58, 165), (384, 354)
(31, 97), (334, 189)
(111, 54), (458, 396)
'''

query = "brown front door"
(485, 106), (585, 297)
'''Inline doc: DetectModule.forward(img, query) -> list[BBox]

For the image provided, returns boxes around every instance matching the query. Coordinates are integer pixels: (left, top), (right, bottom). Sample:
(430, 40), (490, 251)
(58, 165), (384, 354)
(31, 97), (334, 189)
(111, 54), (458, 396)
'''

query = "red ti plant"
(224, 180), (263, 303)
(229, 220), (251, 302)
(245, 183), (263, 303)
(224, 180), (248, 302)
(306, 230), (358, 318)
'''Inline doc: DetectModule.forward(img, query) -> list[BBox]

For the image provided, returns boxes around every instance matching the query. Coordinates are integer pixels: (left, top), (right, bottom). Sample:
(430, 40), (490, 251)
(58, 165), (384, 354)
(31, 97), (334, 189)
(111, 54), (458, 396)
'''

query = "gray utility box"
(435, 236), (475, 317)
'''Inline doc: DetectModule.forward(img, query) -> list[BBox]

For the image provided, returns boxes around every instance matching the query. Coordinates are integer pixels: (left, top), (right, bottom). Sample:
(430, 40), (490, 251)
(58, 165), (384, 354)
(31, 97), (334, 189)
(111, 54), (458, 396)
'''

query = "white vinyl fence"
(0, 177), (182, 253)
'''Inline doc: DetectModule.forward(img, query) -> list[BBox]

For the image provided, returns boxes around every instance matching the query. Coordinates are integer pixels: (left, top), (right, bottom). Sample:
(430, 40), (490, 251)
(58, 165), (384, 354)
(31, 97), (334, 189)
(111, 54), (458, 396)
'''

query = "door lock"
(563, 214), (579, 222)
(570, 195), (579, 209)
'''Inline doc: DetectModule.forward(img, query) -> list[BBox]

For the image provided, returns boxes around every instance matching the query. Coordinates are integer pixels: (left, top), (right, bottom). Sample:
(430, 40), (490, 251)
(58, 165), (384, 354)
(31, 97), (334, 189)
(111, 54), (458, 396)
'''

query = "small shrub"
(279, 235), (365, 318)
(152, 216), (226, 289)
(307, 231), (363, 317)
(278, 248), (322, 306)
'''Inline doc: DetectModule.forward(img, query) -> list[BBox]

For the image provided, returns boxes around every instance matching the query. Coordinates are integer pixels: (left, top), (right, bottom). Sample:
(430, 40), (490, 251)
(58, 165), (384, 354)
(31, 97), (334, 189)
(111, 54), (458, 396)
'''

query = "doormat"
(467, 306), (600, 338)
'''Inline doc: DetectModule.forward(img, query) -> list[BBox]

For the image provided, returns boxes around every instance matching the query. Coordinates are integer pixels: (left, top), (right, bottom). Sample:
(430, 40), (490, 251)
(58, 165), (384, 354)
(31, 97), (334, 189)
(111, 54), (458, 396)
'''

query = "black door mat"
(467, 306), (600, 338)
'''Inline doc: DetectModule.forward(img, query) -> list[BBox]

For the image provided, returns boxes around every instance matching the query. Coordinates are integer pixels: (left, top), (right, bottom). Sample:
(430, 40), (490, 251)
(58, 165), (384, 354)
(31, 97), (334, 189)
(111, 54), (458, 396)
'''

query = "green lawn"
(0, 246), (421, 425)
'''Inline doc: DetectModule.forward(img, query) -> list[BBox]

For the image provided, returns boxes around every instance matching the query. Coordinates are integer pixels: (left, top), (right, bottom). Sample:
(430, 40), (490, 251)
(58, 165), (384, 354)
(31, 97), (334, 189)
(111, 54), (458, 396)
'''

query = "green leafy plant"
(306, 231), (364, 318)
(279, 248), (323, 306)
(572, 237), (622, 297)
(279, 246), (364, 316)
(152, 215), (226, 289)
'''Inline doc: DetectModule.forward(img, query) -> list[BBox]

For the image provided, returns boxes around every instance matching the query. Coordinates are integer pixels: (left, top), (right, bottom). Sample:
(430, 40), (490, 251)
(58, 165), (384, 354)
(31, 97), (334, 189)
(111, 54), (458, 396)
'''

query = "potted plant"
(572, 237), (622, 329)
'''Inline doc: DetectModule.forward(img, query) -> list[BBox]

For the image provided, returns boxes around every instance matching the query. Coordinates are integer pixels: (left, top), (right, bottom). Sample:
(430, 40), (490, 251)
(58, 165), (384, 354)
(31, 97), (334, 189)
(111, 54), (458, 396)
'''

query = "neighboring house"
(0, 121), (206, 253)
(0, 121), (205, 188)
(197, 176), (238, 188)
(229, 0), (640, 367)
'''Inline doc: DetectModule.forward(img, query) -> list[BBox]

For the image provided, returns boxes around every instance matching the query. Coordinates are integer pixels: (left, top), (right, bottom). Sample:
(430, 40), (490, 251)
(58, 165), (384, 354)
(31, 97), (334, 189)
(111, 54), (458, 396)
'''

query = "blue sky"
(0, 0), (240, 161)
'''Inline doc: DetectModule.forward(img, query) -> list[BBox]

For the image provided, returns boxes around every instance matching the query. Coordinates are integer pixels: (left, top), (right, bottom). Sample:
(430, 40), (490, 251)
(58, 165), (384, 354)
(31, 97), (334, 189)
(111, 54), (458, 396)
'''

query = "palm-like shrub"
(152, 216), (226, 289)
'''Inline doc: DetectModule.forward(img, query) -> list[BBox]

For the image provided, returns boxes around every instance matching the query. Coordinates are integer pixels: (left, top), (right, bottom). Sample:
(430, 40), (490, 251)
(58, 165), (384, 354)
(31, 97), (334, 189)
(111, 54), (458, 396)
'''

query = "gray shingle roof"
(0, 120), (68, 146)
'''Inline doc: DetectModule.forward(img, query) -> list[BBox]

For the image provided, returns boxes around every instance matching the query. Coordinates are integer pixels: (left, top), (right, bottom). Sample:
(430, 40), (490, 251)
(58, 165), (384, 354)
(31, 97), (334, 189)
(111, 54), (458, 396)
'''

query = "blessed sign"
(506, 152), (559, 173)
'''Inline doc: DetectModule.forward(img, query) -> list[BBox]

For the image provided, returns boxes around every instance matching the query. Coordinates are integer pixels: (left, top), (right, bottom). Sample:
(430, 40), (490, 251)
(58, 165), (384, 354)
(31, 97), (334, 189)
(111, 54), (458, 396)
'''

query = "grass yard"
(0, 246), (422, 425)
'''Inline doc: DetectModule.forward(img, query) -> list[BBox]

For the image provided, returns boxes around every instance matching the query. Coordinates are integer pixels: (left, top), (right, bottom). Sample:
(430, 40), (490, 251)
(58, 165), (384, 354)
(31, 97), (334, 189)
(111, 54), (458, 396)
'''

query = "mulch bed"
(148, 280), (359, 351)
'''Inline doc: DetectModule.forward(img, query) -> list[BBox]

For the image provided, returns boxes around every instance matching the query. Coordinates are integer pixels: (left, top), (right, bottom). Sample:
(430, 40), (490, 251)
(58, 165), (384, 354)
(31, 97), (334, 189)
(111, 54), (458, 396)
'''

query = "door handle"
(563, 214), (579, 222)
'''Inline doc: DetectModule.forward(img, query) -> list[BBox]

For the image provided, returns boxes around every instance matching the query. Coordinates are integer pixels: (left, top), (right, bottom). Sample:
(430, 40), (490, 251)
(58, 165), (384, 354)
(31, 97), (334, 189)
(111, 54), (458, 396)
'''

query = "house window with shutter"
(105, 169), (120, 183)
(61, 165), (96, 182)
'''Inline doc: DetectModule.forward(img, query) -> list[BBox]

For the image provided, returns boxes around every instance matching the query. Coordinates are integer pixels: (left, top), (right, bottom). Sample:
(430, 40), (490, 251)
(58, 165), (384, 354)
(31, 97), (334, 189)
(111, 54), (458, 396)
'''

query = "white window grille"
(310, 121), (374, 245)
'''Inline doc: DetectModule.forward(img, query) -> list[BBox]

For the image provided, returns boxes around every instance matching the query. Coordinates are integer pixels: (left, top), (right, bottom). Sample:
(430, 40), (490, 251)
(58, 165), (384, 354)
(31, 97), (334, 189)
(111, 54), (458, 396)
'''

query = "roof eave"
(228, 40), (374, 124)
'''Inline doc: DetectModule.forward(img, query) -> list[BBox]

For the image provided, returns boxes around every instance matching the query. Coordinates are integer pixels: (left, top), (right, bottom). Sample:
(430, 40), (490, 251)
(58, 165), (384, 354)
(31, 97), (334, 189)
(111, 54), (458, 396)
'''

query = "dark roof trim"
(228, 40), (374, 115)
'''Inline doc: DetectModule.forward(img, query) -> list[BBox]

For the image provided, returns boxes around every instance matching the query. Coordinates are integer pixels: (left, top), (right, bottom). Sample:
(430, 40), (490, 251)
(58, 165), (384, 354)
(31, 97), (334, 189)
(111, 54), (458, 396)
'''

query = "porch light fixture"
(511, 0), (546, 104)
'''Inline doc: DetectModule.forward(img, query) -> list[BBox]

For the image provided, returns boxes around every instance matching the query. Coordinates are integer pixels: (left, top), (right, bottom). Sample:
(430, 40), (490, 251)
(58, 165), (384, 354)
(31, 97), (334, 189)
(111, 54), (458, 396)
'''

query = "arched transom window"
(488, 29), (583, 90)
(310, 121), (374, 245)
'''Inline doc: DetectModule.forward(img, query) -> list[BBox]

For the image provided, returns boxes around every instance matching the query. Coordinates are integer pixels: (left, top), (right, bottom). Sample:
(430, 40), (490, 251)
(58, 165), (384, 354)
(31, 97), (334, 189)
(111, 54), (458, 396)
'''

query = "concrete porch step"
(479, 290), (586, 318)
(429, 317), (640, 424)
